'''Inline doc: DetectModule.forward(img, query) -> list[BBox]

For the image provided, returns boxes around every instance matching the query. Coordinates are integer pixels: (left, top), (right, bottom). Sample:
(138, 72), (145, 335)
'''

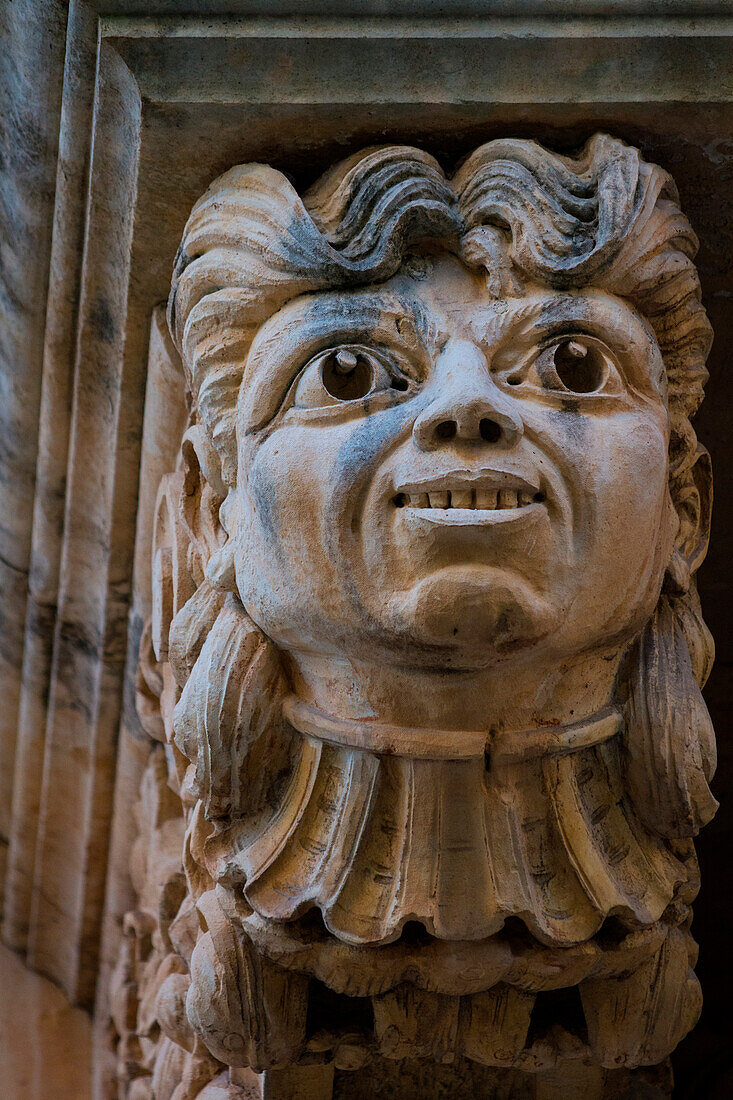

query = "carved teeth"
(451, 489), (473, 509)
(475, 488), (498, 510)
(400, 486), (540, 510)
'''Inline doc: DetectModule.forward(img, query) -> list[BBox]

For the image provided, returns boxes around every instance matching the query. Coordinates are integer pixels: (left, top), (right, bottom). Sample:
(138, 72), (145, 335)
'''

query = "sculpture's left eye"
(545, 339), (607, 392)
(293, 345), (408, 409)
(533, 338), (614, 395)
(503, 336), (621, 398)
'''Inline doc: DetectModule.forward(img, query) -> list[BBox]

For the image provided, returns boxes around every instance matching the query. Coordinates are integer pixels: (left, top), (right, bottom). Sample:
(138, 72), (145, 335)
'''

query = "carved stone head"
(152, 135), (717, 1082)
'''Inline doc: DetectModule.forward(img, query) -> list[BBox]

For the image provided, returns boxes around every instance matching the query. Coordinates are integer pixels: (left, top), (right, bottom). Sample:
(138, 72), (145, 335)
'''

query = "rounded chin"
(387, 572), (556, 654)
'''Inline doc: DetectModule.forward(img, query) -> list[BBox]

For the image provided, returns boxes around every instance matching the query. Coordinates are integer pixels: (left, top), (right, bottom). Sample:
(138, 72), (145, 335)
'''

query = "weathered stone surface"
(111, 135), (716, 1098)
(0, 941), (92, 1099)
(87, 1), (733, 12)
(3, 4), (733, 1098)
(0, 0), (70, 905)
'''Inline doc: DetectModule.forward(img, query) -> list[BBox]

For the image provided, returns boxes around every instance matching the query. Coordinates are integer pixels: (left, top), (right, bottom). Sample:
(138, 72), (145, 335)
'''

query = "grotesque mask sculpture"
(116, 134), (716, 1099)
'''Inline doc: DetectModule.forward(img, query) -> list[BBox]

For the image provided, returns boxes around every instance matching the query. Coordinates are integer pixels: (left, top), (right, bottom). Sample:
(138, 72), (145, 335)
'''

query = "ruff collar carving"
(190, 692), (686, 947)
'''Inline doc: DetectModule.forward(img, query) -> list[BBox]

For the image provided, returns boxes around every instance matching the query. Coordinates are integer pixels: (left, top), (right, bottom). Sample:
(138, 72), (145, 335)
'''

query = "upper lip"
(394, 468), (540, 496)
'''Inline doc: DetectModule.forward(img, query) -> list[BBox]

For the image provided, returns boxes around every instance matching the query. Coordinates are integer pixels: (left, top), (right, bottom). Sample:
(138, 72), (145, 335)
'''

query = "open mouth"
(394, 488), (543, 510)
(392, 470), (545, 518)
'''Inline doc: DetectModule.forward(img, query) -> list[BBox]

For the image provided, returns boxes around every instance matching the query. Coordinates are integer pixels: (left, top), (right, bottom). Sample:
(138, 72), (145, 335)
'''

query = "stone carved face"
(234, 252), (675, 670)
(166, 131), (717, 847)
(155, 136), (718, 1081)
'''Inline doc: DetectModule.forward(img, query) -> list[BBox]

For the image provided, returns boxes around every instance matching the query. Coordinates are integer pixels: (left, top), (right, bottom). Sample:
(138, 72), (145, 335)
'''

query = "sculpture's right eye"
(292, 345), (409, 410)
(321, 349), (374, 400)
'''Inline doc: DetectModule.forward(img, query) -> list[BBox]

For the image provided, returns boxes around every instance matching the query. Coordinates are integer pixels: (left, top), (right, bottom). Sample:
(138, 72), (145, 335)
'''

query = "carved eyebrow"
(474, 293), (667, 396)
(482, 294), (648, 347)
(239, 292), (434, 432)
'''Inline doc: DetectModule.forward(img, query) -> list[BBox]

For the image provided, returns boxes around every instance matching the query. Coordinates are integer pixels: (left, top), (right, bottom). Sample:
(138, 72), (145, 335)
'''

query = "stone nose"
(412, 339), (523, 452)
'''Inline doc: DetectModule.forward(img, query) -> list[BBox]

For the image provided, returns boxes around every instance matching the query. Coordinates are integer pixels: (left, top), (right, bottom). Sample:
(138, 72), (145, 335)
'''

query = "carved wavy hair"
(167, 135), (716, 847)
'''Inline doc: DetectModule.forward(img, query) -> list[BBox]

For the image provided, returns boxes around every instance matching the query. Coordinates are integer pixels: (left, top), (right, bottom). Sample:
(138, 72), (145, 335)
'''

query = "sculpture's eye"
(505, 337), (618, 397)
(536, 338), (611, 394)
(293, 345), (410, 410)
(321, 349), (374, 400)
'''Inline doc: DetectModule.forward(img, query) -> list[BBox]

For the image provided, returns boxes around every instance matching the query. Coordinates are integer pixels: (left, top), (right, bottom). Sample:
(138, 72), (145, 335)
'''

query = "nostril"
(436, 420), (457, 440)
(479, 418), (502, 443)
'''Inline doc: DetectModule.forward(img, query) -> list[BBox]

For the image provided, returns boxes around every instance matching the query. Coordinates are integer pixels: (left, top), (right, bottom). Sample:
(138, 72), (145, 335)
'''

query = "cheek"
(239, 433), (332, 563)
(572, 414), (672, 612)
(235, 420), (383, 607)
(588, 415), (668, 535)
(233, 435), (344, 636)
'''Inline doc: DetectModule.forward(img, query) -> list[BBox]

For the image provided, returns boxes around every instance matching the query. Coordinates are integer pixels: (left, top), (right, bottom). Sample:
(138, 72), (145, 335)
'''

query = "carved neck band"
(283, 694), (622, 764)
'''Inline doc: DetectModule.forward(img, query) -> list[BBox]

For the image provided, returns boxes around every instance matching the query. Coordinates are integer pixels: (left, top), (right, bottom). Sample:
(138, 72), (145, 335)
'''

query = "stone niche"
(1, 3), (733, 1099)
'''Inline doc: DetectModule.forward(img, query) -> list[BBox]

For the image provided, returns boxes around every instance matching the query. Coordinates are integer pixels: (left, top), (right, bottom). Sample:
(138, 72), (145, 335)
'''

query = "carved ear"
(666, 445), (712, 595)
(179, 423), (230, 593)
(183, 423), (227, 500)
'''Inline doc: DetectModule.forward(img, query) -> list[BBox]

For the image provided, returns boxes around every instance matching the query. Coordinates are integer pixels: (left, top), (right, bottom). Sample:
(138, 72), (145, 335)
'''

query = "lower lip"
(398, 502), (545, 527)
